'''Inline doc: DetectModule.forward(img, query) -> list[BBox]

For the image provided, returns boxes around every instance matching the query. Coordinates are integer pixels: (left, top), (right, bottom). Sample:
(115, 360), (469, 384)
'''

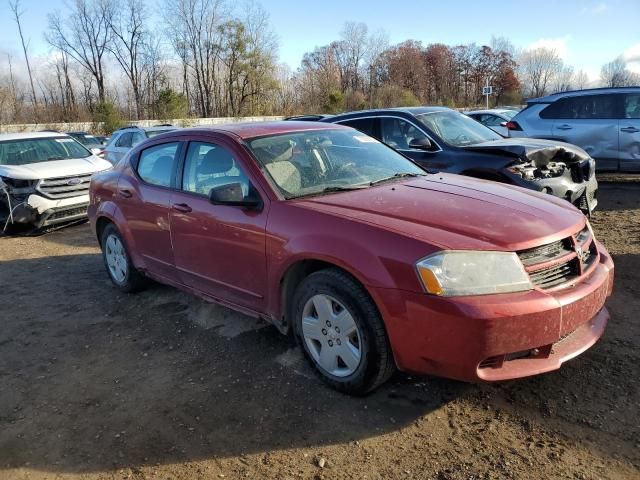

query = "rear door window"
(137, 142), (180, 188)
(541, 95), (619, 119)
(339, 118), (377, 137)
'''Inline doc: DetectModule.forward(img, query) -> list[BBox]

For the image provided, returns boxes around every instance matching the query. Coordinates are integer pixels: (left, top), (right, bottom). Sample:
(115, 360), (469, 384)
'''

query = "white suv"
(104, 125), (176, 164)
(0, 132), (112, 233)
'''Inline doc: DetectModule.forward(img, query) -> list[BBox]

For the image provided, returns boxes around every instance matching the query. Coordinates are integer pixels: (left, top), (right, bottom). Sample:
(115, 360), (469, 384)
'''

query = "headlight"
(416, 251), (533, 296)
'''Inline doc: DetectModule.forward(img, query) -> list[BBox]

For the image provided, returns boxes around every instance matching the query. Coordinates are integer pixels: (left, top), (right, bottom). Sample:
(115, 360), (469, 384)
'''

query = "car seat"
(196, 148), (247, 196)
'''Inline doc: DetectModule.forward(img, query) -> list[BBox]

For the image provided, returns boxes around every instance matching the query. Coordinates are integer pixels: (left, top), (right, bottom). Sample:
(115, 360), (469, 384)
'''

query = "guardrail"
(0, 116), (285, 134)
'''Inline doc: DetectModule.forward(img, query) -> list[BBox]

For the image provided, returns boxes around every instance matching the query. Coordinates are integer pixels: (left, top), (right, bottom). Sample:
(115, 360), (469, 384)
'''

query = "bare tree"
(600, 57), (639, 87)
(47, 0), (115, 103)
(164, 0), (227, 117)
(107, 0), (148, 118)
(519, 47), (563, 97)
(573, 70), (590, 89)
(9, 0), (38, 111)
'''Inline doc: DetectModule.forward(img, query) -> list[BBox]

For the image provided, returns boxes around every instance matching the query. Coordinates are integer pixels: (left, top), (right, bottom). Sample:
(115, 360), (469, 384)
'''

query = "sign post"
(482, 79), (493, 109)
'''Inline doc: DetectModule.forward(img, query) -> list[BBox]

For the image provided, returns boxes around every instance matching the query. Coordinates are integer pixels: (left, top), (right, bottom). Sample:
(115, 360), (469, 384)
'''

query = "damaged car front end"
(463, 138), (598, 214)
(321, 107), (599, 214)
(0, 132), (112, 234)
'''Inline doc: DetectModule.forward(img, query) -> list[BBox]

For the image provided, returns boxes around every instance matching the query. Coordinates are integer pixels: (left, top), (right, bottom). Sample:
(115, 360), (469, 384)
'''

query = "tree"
(164, 0), (227, 117)
(153, 88), (188, 119)
(47, 0), (115, 103)
(600, 57), (639, 87)
(9, 0), (38, 111)
(93, 100), (124, 134)
(107, 0), (149, 119)
(518, 47), (563, 97)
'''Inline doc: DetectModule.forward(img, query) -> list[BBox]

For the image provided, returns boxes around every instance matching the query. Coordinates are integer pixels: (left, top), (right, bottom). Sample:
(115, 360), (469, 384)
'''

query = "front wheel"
(292, 268), (395, 395)
(101, 223), (147, 293)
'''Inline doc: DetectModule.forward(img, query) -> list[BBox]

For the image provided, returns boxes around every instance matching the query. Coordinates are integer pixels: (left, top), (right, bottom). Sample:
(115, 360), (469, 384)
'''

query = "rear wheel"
(292, 268), (395, 395)
(101, 223), (146, 292)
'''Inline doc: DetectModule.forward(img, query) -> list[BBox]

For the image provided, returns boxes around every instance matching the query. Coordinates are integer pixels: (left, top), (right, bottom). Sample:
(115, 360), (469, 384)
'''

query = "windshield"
(146, 129), (175, 138)
(501, 110), (518, 119)
(0, 137), (92, 166)
(416, 110), (502, 146)
(247, 129), (425, 199)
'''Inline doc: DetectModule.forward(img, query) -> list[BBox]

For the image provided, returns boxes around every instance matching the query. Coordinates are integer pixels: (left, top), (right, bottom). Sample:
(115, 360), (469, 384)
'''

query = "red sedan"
(88, 122), (614, 394)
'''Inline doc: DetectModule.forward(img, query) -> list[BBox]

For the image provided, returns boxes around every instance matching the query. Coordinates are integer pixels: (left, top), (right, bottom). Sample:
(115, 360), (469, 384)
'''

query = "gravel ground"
(0, 181), (638, 480)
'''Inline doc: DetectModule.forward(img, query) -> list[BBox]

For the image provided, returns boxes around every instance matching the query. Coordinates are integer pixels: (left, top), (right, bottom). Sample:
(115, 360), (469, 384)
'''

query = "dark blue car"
(314, 107), (598, 213)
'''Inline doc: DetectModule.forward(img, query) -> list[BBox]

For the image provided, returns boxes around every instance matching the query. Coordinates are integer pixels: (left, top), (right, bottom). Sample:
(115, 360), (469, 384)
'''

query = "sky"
(1, 0), (639, 82)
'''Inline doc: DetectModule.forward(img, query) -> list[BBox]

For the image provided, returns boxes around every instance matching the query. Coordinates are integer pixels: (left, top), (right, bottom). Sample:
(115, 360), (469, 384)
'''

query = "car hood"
(0, 155), (112, 180)
(294, 174), (585, 251)
(462, 138), (591, 166)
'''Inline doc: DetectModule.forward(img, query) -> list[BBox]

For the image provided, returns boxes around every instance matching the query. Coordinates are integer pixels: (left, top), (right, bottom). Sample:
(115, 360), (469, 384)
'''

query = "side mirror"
(208, 182), (262, 209)
(408, 137), (433, 151)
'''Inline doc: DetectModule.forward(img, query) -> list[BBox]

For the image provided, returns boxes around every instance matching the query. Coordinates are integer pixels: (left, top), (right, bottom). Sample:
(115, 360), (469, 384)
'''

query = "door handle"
(556, 124), (572, 130)
(118, 188), (132, 198)
(621, 126), (640, 133)
(172, 203), (192, 213)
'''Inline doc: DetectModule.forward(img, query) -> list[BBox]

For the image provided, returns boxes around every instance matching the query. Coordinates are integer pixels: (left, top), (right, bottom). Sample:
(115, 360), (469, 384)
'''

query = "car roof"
(465, 109), (514, 115)
(116, 125), (176, 133)
(164, 121), (346, 140)
(528, 86), (640, 104)
(330, 106), (453, 118)
(0, 131), (71, 141)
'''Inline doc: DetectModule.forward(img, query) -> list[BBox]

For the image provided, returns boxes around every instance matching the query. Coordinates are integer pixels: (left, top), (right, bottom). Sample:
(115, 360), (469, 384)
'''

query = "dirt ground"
(1, 180), (639, 480)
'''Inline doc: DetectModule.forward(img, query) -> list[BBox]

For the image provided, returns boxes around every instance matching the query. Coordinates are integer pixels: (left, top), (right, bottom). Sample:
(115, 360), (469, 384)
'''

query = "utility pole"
(9, 0), (38, 113)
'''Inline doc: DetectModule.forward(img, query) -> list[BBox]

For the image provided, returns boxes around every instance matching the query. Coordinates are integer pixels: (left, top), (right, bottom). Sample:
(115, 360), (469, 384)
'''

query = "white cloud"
(623, 44), (640, 74)
(526, 36), (571, 61)
(580, 2), (609, 15)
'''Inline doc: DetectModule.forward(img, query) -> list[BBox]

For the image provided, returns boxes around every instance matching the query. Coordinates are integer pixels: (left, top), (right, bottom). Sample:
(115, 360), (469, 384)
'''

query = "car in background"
(466, 108), (519, 137)
(104, 125), (176, 164)
(66, 131), (106, 157)
(88, 121), (613, 394)
(321, 107), (599, 213)
(506, 87), (640, 171)
(95, 135), (110, 146)
(0, 131), (112, 233)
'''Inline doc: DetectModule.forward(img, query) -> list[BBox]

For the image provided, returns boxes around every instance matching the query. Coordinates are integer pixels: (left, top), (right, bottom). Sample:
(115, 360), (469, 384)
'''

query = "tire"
(292, 268), (395, 395)
(100, 223), (147, 293)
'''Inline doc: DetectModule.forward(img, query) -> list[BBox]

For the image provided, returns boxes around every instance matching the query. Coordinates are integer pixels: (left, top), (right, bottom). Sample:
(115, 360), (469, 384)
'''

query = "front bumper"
(372, 243), (614, 382)
(5, 193), (90, 229)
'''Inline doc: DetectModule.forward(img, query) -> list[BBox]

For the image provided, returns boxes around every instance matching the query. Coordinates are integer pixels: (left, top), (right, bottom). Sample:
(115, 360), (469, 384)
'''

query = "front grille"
(47, 204), (89, 221)
(518, 238), (573, 266)
(37, 173), (93, 199)
(517, 225), (597, 290)
(529, 259), (580, 288)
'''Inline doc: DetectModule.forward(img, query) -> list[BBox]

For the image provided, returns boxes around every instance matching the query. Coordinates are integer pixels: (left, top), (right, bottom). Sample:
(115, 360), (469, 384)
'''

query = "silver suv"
(508, 87), (640, 171)
(104, 125), (176, 164)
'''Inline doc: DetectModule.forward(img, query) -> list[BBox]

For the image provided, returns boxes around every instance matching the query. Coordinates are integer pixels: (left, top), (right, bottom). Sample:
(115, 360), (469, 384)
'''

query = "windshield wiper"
(47, 156), (68, 161)
(288, 185), (368, 200)
(368, 172), (425, 186)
